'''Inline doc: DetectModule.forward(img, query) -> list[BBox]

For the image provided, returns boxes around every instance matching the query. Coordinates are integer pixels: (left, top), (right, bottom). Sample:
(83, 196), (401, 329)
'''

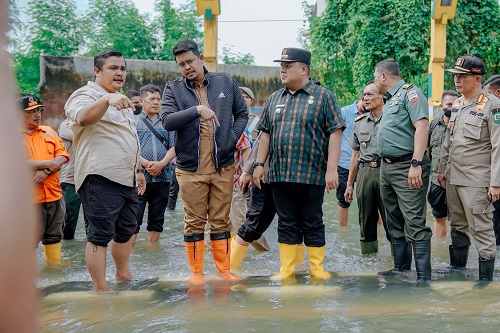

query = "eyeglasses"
(454, 73), (474, 80)
(25, 107), (43, 115)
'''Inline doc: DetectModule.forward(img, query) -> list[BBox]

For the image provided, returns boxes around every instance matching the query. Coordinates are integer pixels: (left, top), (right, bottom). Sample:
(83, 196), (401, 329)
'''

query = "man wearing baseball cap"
(253, 47), (345, 281)
(19, 95), (69, 265)
(438, 55), (500, 281)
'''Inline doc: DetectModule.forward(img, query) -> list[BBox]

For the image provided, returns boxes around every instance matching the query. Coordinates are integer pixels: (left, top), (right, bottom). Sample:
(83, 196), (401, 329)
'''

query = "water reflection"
(38, 194), (499, 332)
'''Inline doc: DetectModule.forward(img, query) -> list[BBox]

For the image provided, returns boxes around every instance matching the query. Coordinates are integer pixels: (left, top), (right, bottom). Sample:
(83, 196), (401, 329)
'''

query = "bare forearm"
(327, 129), (342, 173)
(76, 95), (111, 127)
(161, 147), (176, 166)
(242, 147), (251, 165)
(413, 119), (429, 160)
(54, 156), (68, 167)
(256, 133), (270, 164)
(346, 150), (360, 186)
(29, 160), (51, 170)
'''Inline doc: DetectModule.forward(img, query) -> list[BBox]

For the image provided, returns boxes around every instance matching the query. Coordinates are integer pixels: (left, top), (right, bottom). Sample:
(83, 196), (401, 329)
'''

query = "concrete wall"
(38, 56), (282, 130)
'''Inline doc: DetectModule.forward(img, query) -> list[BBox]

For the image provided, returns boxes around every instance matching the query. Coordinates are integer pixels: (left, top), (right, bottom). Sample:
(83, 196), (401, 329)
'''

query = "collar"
(384, 79), (405, 101)
(367, 111), (382, 122)
(88, 80), (117, 95)
(281, 80), (315, 97)
(189, 78), (208, 89)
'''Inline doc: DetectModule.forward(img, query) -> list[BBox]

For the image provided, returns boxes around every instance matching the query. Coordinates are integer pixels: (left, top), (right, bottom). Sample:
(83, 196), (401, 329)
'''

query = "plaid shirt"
(258, 80), (344, 185)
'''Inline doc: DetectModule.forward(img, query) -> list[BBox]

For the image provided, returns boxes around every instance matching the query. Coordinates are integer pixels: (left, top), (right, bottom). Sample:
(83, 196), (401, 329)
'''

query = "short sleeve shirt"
(377, 80), (428, 157)
(349, 112), (382, 163)
(258, 80), (345, 185)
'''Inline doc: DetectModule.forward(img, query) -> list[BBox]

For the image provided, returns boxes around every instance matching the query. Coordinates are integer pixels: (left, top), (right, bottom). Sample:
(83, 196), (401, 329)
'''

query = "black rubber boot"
(413, 241), (431, 285)
(479, 257), (495, 281)
(379, 237), (412, 276)
(449, 245), (469, 269)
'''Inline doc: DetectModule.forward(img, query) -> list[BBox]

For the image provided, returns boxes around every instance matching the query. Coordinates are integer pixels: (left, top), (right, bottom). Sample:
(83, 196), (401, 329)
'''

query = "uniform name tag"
(388, 99), (398, 107)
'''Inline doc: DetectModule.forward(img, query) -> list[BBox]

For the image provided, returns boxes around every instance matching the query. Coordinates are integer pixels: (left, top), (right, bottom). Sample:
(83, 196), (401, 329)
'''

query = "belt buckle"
(370, 161), (377, 168)
(384, 158), (392, 164)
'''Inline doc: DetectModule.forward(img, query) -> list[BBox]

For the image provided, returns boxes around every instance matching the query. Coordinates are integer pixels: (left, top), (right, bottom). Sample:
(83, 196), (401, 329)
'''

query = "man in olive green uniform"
(374, 59), (432, 283)
(427, 90), (459, 239)
(345, 81), (389, 254)
(438, 56), (500, 281)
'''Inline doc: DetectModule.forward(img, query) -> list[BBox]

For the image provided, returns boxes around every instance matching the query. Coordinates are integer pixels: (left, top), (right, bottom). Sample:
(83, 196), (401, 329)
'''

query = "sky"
(16, 0), (315, 67)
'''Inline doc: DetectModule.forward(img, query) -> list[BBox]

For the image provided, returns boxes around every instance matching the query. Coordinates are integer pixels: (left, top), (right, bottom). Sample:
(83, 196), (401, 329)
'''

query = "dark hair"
(441, 90), (459, 99)
(375, 59), (400, 77)
(485, 74), (500, 89)
(124, 90), (140, 99)
(94, 50), (125, 71)
(173, 39), (200, 59)
(364, 80), (375, 87)
(139, 84), (161, 98)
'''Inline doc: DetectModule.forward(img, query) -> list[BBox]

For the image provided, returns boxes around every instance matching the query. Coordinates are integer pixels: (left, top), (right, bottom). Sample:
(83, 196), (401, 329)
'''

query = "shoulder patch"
(492, 109), (500, 124)
(402, 84), (414, 90)
(407, 90), (419, 104)
(355, 114), (366, 122)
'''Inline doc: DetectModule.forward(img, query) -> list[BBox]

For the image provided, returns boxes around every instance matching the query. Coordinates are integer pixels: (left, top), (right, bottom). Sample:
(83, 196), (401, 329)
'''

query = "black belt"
(382, 154), (412, 164)
(360, 161), (380, 168)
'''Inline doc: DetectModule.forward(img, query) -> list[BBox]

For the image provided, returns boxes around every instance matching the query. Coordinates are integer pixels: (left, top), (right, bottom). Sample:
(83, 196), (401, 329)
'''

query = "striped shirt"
(258, 80), (345, 185)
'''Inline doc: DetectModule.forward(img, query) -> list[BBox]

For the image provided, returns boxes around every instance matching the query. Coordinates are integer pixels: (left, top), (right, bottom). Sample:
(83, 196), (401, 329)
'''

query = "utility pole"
(428, 0), (458, 114)
(196, 0), (221, 72)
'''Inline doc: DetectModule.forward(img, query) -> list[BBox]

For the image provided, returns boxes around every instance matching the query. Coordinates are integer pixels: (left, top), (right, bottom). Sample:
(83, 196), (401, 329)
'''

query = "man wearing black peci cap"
(253, 47), (345, 281)
(437, 55), (500, 281)
(373, 59), (432, 284)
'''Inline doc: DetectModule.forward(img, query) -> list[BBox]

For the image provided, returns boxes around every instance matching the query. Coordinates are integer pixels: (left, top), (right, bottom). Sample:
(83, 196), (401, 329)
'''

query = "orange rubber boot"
(211, 238), (241, 282)
(185, 240), (205, 286)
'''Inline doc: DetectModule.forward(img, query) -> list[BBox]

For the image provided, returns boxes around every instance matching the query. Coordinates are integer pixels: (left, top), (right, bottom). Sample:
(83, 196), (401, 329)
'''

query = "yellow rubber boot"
(307, 246), (332, 279)
(212, 238), (241, 282)
(44, 242), (62, 265)
(230, 237), (248, 272)
(185, 240), (205, 285)
(271, 243), (297, 281)
(295, 244), (305, 264)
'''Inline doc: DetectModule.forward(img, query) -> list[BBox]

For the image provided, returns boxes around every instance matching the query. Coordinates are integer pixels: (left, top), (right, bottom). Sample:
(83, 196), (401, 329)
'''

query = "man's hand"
(46, 158), (61, 173)
(252, 166), (265, 189)
(408, 165), (423, 189)
(344, 184), (354, 203)
(33, 170), (48, 184)
(325, 170), (338, 193)
(108, 94), (135, 111)
(437, 172), (446, 189)
(145, 161), (165, 177)
(239, 171), (252, 192)
(196, 105), (220, 126)
(489, 186), (500, 202)
(136, 172), (146, 195)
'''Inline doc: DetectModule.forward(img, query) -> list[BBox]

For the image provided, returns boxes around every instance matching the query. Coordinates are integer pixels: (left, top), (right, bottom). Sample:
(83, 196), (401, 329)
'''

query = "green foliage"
(84, 0), (158, 59)
(221, 45), (256, 65)
(306, 0), (500, 106)
(154, 0), (203, 61)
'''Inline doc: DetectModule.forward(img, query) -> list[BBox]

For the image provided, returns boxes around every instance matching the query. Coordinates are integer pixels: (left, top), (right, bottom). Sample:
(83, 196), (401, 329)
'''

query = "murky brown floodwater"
(38, 193), (500, 332)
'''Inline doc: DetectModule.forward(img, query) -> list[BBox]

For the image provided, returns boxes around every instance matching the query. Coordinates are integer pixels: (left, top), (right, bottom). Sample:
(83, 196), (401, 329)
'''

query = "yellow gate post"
(196, 0), (221, 72)
(428, 0), (458, 117)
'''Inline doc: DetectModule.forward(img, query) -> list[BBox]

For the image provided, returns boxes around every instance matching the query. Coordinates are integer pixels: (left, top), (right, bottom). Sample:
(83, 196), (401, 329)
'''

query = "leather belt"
(360, 161), (380, 168)
(382, 154), (412, 164)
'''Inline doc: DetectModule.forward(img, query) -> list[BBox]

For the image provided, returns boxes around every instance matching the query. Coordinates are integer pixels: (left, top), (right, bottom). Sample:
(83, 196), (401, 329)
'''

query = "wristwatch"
(253, 162), (265, 168)
(43, 168), (52, 175)
(410, 159), (423, 167)
(136, 169), (145, 174)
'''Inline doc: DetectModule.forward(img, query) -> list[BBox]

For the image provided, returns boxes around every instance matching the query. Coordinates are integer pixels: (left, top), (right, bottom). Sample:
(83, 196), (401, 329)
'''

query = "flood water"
(38, 193), (500, 332)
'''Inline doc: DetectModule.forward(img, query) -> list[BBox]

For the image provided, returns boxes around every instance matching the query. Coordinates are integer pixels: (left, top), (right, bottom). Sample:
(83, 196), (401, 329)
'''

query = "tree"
(84, 0), (158, 60)
(220, 45), (256, 65)
(154, 0), (203, 60)
(306, 0), (500, 106)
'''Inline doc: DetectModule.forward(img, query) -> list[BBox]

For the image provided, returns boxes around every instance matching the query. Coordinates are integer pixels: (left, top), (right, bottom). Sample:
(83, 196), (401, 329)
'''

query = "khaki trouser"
(176, 164), (234, 235)
(446, 183), (496, 260)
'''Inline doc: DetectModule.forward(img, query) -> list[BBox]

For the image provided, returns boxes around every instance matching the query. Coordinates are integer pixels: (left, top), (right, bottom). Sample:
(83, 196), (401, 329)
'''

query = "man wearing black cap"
(19, 95), (70, 265)
(253, 47), (345, 280)
(438, 55), (500, 281)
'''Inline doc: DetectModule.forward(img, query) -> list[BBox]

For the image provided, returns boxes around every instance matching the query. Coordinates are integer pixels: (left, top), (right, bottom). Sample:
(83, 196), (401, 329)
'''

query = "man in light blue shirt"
(337, 100), (364, 227)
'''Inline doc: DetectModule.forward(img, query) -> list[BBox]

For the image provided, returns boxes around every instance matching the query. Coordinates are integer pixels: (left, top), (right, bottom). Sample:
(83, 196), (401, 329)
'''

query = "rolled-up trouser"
(446, 182), (496, 260)
(356, 166), (389, 243)
(176, 164), (234, 235)
(237, 180), (276, 245)
(270, 182), (326, 247)
(61, 182), (81, 240)
(38, 198), (66, 245)
(380, 156), (432, 242)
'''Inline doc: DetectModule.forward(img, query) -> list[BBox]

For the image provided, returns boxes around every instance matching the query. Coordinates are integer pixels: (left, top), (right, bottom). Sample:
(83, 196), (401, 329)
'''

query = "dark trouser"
(493, 200), (500, 246)
(427, 182), (448, 218)
(136, 182), (171, 233)
(356, 166), (389, 242)
(167, 165), (179, 210)
(336, 166), (350, 208)
(61, 182), (81, 240)
(380, 156), (432, 242)
(270, 182), (326, 246)
(38, 198), (66, 245)
(238, 181), (277, 243)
